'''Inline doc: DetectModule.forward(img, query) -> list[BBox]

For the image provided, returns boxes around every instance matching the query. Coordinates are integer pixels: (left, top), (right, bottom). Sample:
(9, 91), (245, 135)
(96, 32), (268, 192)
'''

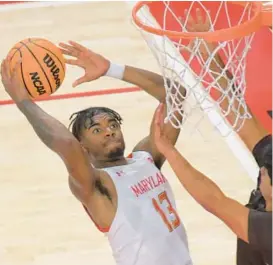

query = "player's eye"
(110, 123), (119, 130)
(92, 128), (101, 134)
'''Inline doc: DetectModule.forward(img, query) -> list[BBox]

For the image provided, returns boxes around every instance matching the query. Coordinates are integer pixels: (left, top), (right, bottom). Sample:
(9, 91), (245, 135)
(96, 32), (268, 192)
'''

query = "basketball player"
(155, 9), (272, 265)
(154, 102), (272, 265)
(187, 9), (272, 265)
(1, 44), (193, 265)
(209, 33), (273, 265)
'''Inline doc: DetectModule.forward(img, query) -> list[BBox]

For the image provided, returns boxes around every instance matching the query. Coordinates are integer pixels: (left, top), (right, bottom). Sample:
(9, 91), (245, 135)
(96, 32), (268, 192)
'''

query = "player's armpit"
(209, 196), (250, 243)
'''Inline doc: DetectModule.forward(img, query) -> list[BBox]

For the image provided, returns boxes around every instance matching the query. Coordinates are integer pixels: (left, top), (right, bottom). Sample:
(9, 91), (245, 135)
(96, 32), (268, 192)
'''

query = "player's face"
(80, 113), (125, 161)
(259, 167), (272, 202)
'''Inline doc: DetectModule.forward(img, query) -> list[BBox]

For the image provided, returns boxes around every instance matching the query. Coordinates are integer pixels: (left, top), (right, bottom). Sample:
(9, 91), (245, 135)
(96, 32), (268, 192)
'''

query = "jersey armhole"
(82, 205), (110, 233)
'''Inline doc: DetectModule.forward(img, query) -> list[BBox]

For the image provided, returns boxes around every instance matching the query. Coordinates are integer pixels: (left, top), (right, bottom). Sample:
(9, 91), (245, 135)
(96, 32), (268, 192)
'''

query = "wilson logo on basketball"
(43, 54), (61, 89)
(30, 72), (46, 95)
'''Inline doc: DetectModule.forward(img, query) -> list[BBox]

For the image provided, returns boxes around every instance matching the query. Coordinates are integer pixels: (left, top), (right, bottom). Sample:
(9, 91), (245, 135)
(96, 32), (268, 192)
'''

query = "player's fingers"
(68, 41), (88, 52)
(156, 103), (165, 128)
(62, 48), (80, 58)
(196, 8), (203, 24)
(0, 60), (5, 78)
(184, 9), (194, 25)
(154, 104), (161, 125)
(59, 43), (79, 57)
(68, 41), (100, 59)
(11, 58), (22, 78)
(1, 58), (10, 79)
(72, 75), (88, 88)
(183, 11), (195, 31)
(59, 48), (70, 55)
(153, 110), (161, 140)
(160, 103), (166, 127)
(65, 58), (81, 66)
(59, 48), (75, 57)
(59, 42), (74, 51)
(204, 11), (211, 28)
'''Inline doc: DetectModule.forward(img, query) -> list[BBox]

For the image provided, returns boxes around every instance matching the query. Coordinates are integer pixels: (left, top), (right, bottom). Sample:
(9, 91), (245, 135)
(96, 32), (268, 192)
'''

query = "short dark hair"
(262, 143), (272, 184)
(253, 135), (272, 187)
(69, 107), (123, 141)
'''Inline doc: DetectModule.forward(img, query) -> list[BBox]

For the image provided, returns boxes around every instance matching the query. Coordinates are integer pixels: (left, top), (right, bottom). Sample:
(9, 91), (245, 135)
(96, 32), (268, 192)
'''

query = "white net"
(133, 1), (262, 135)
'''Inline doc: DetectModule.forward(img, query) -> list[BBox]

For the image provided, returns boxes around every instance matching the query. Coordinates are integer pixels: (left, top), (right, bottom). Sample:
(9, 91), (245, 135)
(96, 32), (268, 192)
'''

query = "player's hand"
(179, 8), (216, 57)
(1, 57), (30, 102)
(153, 103), (173, 154)
(59, 41), (110, 88)
(183, 8), (211, 32)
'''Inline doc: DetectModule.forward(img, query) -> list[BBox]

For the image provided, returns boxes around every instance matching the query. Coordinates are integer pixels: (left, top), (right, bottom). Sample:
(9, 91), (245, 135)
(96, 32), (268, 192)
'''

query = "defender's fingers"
(196, 8), (203, 24)
(156, 103), (166, 128)
(184, 9), (195, 26)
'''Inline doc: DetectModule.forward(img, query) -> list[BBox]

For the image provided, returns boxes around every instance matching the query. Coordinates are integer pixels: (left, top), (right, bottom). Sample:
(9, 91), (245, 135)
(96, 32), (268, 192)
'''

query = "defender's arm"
(164, 146), (251, 242)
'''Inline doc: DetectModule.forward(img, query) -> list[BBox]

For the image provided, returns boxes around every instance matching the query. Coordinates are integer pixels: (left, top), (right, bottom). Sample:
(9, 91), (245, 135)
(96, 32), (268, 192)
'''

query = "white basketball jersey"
(101, 151), (193, 265)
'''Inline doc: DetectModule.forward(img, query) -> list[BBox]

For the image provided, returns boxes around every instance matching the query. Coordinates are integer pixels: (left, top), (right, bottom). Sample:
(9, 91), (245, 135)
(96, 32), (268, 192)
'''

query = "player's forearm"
(208, 52), (250, 123)
(123, 66), (186, 102)
(16, 99), (77, 153)
(123, 66), (166, 101)
(208, 51), (268, 144)
(209, 53), (233, 91)
(164, 146), (226, 211)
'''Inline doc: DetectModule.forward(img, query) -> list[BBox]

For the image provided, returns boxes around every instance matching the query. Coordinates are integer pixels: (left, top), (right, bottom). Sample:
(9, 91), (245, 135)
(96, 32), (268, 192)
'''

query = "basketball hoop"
(132, 1), (269, 134)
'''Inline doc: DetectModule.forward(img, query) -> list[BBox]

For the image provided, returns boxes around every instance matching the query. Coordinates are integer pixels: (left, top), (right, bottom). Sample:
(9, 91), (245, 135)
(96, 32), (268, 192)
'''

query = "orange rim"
(132, 1), (264, 42)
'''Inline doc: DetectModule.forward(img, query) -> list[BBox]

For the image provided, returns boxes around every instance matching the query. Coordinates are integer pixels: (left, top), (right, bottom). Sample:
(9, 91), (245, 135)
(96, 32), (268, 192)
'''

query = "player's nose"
(105, 128), (115, 137)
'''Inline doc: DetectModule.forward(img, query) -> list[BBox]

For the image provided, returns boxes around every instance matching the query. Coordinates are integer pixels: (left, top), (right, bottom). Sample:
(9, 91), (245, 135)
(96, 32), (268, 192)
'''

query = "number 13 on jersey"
(152, 191), (181, 232)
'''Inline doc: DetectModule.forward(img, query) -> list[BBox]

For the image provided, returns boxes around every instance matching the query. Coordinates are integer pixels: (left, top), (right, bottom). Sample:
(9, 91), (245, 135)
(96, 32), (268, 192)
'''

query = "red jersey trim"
(83, 205), (110, 233)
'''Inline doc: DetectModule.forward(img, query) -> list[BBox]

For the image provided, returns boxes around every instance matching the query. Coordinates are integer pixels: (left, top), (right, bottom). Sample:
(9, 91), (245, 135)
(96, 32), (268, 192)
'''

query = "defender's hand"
(180, 8), (216, 58)
(153, 103), (173, 154)
(184, 8), (211, 33)
(1, 57), (30, 103)
(59, 41), (110, 87)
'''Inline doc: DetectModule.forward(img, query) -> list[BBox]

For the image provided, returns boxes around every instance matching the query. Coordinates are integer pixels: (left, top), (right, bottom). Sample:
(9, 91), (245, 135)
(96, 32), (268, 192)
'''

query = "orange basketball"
(7, 38), (66, 99)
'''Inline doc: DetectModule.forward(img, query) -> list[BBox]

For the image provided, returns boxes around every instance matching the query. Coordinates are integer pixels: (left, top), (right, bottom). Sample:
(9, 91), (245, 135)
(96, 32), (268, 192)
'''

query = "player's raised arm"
(1, 57), (97, 204)
(153, 103), (272, 247)
(59, 40), (187, 168)
(122, 65), (186, 168)
(59, 40), (179, 101)
(184, 9), (269, 152)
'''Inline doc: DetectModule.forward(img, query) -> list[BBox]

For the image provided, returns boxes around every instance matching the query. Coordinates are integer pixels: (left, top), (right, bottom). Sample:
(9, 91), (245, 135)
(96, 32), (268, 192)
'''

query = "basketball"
(7, 38), (66, 99)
